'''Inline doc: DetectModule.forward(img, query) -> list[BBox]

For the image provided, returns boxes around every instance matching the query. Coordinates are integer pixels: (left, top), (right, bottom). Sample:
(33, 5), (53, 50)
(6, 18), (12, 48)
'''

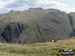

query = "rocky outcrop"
(68, 13), (75, 36)
(1, 23), (28, 43)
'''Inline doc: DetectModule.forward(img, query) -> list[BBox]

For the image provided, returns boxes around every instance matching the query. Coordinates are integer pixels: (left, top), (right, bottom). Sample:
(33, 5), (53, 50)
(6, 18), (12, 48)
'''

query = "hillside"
(0, 37), (75, 56)
(0, 8), (73, 44)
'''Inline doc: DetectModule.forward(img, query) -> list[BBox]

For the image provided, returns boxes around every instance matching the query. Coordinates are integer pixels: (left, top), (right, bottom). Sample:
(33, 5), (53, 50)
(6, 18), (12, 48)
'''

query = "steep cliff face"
(0, 8), (73, 44)
(68, 13), (75, 36)
(1, 23), (26, 43)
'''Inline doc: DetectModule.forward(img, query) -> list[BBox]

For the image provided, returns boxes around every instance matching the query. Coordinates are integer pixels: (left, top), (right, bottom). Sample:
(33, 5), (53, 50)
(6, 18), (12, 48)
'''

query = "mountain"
(0, 8), (74, 44)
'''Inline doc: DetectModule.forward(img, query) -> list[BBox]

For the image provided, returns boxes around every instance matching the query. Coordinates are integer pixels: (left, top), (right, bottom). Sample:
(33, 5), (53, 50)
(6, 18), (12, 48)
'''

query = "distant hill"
(0, 8), (74, 44)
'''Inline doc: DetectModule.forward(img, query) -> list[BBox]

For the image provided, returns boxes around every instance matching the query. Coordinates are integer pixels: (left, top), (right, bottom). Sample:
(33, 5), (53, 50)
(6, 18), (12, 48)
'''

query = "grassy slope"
(0, 37), (75, 56)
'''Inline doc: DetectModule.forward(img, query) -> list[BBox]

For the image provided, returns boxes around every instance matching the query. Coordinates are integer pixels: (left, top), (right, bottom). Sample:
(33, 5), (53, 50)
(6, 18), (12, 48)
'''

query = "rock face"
(0, 8), (74, 44)
(1, 23), (25, 43)
(68, 13), (75, 36)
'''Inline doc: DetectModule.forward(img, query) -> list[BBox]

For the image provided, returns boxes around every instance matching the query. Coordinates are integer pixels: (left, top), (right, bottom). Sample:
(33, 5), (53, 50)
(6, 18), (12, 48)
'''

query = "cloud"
(35, 0), (72, 13)
(6, 0), (27, 8)
(0, 0), (16, 9)
(32, 0), (66, 7)
(0, 0), (7, 9)
(35, 0), (75, 13)
(0, 0), (75, 13)
(5, 0), (67, 11)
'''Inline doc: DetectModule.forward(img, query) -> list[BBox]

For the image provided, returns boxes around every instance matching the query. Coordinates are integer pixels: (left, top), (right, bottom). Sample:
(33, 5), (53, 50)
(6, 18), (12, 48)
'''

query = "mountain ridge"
(0, 8), (74, 44)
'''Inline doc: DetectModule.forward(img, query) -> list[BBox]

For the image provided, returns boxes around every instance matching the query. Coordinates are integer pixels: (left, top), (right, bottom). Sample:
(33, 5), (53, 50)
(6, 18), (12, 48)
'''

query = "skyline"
(0, 0), (75, 13)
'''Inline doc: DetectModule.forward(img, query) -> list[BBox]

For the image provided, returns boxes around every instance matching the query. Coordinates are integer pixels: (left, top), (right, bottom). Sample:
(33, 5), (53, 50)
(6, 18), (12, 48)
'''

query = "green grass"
(0, 37), (75, 56)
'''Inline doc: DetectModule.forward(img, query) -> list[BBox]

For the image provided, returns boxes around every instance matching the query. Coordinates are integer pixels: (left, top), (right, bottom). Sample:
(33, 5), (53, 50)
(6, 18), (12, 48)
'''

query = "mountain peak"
(28, 8), (44, 12)
(10, 10), (15, 13)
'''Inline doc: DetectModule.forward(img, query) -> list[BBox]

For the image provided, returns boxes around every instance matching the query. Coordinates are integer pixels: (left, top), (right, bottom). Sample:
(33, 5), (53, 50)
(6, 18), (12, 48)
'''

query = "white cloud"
(35, 0), (75, 13)
(0, 0), (16, 9)
(5, 0), (16, 4)
(0, 0), (75, 13)
(7, 5), (29, 11)
(0, 1), (6, 9)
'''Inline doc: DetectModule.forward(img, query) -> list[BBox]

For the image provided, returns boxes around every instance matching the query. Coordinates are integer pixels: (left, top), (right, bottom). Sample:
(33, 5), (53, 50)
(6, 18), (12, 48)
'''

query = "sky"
(0, 0), (75, 13)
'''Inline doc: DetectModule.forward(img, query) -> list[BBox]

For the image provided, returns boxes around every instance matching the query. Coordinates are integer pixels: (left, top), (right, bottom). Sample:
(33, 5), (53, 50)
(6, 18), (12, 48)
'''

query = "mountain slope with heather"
(0, 8), (73, 44)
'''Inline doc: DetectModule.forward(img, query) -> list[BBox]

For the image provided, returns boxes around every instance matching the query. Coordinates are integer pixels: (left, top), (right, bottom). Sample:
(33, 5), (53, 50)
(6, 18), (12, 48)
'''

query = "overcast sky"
(0, 0), (75, 13)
